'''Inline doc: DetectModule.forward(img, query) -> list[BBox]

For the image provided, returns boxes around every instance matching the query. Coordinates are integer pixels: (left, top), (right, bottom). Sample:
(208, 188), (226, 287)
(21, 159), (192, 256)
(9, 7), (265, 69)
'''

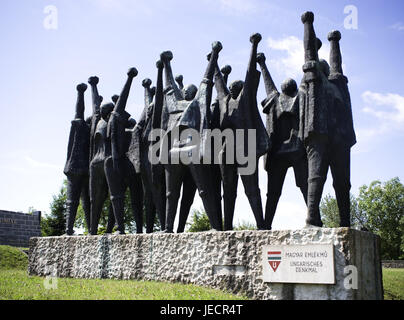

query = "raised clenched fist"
(328, 30), (341, 42)
(111, 95), (119, 104)
(301, 11), (314, 24)
(88, 76), (99, 86)
(77, 83), (87, 92)
(142, 78), (152, 88)
(127, 67), (138, 78)
(221, 65), (232, 75)
(256, 52), (266, 64)
(250, 33), (262, 45)
(160, 51), (173, 62)
(156, 60), (163, 69)
(175, 75), (183, 83)
(212, 41), (223, 53)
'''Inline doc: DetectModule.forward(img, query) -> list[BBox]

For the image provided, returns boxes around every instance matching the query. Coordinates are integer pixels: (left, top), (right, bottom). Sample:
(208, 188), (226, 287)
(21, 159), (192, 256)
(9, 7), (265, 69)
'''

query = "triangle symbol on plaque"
(269, 260), (281, 272)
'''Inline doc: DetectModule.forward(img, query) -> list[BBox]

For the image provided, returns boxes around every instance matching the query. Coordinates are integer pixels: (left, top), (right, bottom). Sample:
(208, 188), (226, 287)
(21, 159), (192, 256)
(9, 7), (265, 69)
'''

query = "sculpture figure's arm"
(115, 67), (138, 114)
(256, 52), (278, 96)
(142, 78), (153, 108)
(327, 30), (343, 76)
(220, 65), (232, 86)
(88, 76), (101, 115)
(198, 41), (222, 109)
(211, 53), (228, 100)
(160, 51), (183, 100)
(152, 59), (164, 129)
(302, 11), (319, 64)
(75, 83), (87, 120)
(175, 74), (184, 90)
(244, 33), (262, 87)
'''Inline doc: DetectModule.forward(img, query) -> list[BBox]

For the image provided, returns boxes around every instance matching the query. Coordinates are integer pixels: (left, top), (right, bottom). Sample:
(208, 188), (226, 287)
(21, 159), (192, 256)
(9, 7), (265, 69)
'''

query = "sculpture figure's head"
(100, 102), (114, 121)
(319, 59), (330, 77)
(281, 78), (298, 97)
(229, 80), (244, 99)
(183, 84), (197, 101)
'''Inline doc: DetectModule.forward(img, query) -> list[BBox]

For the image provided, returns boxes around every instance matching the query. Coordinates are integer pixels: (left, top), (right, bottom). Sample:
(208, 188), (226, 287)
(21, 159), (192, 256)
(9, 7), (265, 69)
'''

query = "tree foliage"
(41, 181), (67, 236)
(320, 177), (404, 260)
(357, 178), (404, 260)
(187, 209), (212, 232)
(43, 180), (161, 235)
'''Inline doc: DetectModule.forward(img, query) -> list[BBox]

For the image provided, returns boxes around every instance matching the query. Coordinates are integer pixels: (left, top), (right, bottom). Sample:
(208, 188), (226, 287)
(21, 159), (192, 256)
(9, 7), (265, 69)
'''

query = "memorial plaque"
(261, 244), (335, 284)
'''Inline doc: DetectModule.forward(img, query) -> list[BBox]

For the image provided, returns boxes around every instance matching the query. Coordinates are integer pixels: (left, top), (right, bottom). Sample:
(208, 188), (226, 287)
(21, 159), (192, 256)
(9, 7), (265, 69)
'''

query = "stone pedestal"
(28, 228), (383, 300)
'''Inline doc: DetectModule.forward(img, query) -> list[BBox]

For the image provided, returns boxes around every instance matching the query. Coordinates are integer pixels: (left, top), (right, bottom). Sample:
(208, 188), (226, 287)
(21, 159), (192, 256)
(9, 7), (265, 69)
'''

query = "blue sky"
(0, 0), (403, 230)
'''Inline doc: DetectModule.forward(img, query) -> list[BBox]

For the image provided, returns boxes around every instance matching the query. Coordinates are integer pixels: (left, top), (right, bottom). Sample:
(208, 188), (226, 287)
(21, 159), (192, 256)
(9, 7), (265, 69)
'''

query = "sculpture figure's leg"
(151, 164), (166, 231)
(293, 154), (309, 204)
(104, 157), (127, 234)
(65, 173), (82, 235)
(142, 170), (155, 233)
(240, 161), (265, 230)
(128, 171), (144, 234)
(90, 162), (109, 235)
(220, 163), (238, 231)
(80, 175), (91, 232)
(177, 169), (197, 233)
(106, 203), (115, 234)
(329, 144), (351, 227)
(164, 164), (184, 233)
(265, 159), (288, 230)
(142, 152), (156, 233)
(305, 138), (329, 227)
(188, 163), (223, 231)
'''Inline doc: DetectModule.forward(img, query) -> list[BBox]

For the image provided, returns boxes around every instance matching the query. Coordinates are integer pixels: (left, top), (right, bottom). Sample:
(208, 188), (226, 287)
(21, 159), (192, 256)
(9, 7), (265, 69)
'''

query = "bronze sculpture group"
(63, 12), (356, 235)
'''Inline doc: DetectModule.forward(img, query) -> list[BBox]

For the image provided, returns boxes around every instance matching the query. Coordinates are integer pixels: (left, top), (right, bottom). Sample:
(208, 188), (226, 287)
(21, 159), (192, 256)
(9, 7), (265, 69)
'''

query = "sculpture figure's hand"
(220, 65), (232, 75)
(250, 33), (262, 45)
(175, 75), (183, 83)
(156, 59), (164, 69)
(77, 83), (88, 92)
(211, 41), (223, 53)
(256, 52), (266, 65)
(142, 78), (152, 88)
(328, 30), (341, 42)
(160, 51), (173, 62)
(88, 76), (99, 86)
(301, 11), (314, 24)
(127, 67), (138, 78)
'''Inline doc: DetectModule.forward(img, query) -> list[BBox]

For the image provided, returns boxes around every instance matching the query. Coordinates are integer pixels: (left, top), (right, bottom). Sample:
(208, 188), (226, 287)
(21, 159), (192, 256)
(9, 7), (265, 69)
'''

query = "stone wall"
(28, 228), (383, 300)
(0, 210), (41, 248)
(382, 260), (404, 268)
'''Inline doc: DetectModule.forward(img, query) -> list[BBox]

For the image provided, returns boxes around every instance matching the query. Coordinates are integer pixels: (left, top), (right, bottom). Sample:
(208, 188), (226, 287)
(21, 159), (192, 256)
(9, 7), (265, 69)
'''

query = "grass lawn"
(0, 269), (247, 300)
(0, 245), (246, 300)
(382, 268), (404, 300)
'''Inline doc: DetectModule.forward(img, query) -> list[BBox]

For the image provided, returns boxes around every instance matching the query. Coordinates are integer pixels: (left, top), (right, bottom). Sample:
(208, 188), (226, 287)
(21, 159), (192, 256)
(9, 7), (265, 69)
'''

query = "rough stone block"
(28, 228), (383, 300)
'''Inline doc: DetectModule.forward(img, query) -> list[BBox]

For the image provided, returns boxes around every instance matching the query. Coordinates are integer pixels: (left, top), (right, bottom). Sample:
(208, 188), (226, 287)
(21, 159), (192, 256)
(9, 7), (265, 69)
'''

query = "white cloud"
(390, 22), (404, 31)
(362, 91), (404, 125)
(25, 156), (61, 170)
(266, 36), (330, 80)
(354, 91), (404, 154)
(219, 0), (257, 14)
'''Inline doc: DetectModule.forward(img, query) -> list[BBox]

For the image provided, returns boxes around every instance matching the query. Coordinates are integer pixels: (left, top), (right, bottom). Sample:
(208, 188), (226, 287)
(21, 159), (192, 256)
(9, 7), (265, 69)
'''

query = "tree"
(357, 177), (404, 260)
(186, 209), (212, 232)
(186, 209), (258, 232)
(320, 193), (367, 229)
(41, 181), (67, 236)
(320, 177), (404, 260)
